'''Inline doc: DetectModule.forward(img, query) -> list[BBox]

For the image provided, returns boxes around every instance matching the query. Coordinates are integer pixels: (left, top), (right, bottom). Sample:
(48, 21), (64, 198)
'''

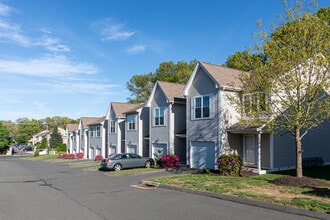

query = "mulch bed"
(270, 176), (330, 188)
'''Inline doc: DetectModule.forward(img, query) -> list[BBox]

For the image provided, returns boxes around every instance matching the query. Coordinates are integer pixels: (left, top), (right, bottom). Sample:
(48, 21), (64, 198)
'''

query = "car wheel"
(113, 163), (122, 171)
(144, 161), (151, 168)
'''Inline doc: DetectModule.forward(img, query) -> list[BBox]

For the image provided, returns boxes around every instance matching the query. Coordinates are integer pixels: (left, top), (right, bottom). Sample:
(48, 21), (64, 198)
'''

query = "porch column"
(257, 132), (261, 174)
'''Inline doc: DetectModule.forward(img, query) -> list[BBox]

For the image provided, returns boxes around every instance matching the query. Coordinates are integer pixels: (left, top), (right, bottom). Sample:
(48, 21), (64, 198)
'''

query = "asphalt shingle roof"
(80, 117), (101, 129)
(67, 124), (78, 132)
(112, 102), (143, 119)
(157, 81), (185, 102)
(200, 62), (245, 88)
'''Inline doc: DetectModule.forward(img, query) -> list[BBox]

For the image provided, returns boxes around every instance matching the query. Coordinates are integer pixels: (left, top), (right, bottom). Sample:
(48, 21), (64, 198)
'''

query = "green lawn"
(150, 166), (330, 213)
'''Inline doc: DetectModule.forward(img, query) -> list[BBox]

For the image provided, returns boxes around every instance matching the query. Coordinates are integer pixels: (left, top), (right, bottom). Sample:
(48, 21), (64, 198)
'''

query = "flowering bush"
(94, 155), (103, 161)
(76, 152), (84, 159)
(61, 153), (75, 159)
(217, 154), (242, 176)
(161, 154), (179, 168)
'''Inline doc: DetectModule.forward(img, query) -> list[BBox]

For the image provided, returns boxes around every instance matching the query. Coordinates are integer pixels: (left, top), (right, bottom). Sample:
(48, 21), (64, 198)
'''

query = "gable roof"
(88, 116), (106, 125)
(183, 61), (246, 96)
(67, 124), (79, 132)
(111, 102), (142, 119)
(80, 117), (100, 129)
(123, 102), (146, 115)
(147, 81), (185, 106)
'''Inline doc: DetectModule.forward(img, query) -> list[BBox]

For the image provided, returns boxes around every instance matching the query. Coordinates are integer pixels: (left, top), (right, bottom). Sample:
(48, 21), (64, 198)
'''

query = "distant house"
(78, 117), (101, 158)
(29, 130), (51, 146)
(146, 81), (186, 163)
(183, 61), (330, 173)
(30, 127), (67, 146)
(123, 103), (149, 157)
(106, 102), (142, 155)
(87, 116), (107, 160)
(66, 124), (78, 154)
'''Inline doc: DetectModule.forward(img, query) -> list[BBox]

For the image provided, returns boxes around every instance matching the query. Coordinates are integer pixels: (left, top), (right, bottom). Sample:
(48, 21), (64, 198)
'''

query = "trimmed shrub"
(76, 152), (84, 159)
(217, 154), (242, 176)
(61, 153), (75, 159)
(34, 149), (39, 157)
(94, 155), (103, 161)
(56, 143), (67, 152)
(161, 154), (179, 168)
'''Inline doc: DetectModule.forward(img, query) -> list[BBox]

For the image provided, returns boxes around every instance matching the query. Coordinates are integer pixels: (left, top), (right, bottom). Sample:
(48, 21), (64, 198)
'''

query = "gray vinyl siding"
(273, 120), (330, 169)
(150, 88), (170, 153)
(187, 69), (218, 144)
(108, 111), (125, 153)
(125, 113), (140, 154)
(301, 120), (330, 163)
(261, 134), (271, 168)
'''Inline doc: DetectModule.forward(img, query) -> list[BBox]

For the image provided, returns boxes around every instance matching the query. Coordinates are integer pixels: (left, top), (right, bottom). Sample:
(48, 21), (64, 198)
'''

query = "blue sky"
(0, 0), (329, 122)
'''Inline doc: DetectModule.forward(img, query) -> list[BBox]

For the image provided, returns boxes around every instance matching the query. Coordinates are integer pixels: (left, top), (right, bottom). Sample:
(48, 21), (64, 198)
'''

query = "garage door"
(127, 145), (137, 154)
(191, 141), (215, 169)
(153, 143), (167, 158)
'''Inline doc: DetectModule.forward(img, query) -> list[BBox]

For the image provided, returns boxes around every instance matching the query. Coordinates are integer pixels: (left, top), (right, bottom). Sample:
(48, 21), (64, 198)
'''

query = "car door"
(129, 154), (144, 168)
(120, 154), (132, 169)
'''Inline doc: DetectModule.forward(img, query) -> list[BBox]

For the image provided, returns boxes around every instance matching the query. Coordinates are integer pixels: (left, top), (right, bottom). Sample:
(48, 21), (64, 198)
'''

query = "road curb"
(140, 180), (330, 220)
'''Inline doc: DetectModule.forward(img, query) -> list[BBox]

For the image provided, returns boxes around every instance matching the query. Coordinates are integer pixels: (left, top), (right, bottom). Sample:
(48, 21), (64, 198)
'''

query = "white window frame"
(89, 127), (94, 137)
(243, 92), (267, 116)
(110, 121), (116, 134)
(96, 125), (101, 137)
(191, 94), (211, 120)
(127, 115), (136, 131)
(153, 107), (165, 126)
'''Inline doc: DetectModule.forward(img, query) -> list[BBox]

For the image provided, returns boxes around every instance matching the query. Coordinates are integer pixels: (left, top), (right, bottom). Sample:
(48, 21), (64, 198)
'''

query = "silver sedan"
(100, 153), (154, 171)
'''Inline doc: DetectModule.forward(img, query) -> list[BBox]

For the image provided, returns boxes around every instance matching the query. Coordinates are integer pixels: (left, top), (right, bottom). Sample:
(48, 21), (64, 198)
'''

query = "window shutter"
(209, 93), (215, 118)
(191, 97), (195, 120)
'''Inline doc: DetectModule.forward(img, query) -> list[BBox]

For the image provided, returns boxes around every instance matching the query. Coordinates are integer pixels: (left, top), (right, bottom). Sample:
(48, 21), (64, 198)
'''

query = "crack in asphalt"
(38, 178), (107, 220)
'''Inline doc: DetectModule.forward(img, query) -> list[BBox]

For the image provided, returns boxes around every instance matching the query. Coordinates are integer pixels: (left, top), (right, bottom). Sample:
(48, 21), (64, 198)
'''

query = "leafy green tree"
(40, 137), (47, 149)
(49, 127), (63, 149)
(126, 72), (155, 103)
(224, 50), (266, 71)
(239, 1), (330, 178)
(15, 118), (42, 144)
(0, 121), (11, 152)
(315, 7), (330, 24)
(2, 121), (17, 141)
(44, 116), (79, 131)
(126, 60), (197, 103)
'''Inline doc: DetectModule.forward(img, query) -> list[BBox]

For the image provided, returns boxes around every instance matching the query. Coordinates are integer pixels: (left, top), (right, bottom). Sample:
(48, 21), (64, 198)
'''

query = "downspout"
(217, 88), (222, 161)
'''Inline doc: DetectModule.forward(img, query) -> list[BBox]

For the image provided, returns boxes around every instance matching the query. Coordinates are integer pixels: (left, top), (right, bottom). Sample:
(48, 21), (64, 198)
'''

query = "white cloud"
(93, 18), (135, 41)
(0, 55), (98, 77)
(0, 20), (32, 46)
(36, 35), (70, 52)
(126, 44), (146, 54)
(0, 4), (12, 16)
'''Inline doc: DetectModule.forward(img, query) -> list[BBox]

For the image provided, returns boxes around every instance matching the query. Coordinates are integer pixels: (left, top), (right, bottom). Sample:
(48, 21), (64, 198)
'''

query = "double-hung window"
(96, 126), (101, 137)
(192, 95), (211, 119)
(243, 92), (267, 116)
(89, 127), (94, 137)
(154, 107), (165, 126)
(110, 121), (116, 133)
(127, 115), (136, 130)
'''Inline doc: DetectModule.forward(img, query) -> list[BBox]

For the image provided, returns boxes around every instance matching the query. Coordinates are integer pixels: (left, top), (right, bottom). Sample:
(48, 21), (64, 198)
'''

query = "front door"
(244, 135), (256, 165)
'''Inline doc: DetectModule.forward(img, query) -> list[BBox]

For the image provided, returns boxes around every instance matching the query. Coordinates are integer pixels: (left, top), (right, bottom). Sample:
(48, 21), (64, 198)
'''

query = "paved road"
(0, 157), (327, 220)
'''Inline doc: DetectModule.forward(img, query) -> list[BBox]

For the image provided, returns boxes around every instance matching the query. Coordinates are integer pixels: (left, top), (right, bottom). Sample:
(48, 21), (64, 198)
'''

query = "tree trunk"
(295, 127), (303, 178)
